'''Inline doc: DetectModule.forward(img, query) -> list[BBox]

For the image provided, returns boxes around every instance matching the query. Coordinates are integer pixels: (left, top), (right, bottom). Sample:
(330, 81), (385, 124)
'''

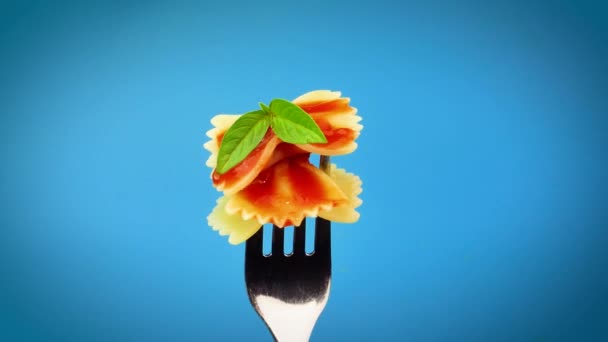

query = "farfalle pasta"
(204, 90), (363, 244)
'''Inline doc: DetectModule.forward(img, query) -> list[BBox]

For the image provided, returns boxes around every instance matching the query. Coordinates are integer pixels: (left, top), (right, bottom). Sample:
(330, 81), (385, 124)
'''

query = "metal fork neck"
(252, 284), (330, 342)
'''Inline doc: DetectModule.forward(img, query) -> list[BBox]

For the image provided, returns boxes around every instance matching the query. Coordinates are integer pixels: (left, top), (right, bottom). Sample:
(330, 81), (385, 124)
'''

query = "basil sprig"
(215, 99), (327, 174)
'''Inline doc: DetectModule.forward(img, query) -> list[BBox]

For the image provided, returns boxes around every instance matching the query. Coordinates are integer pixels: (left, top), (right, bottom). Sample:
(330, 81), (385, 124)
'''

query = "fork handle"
(260, 299), (327, 342)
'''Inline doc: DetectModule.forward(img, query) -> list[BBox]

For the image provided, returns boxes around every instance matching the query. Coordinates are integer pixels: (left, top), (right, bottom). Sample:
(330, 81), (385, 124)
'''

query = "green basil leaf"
(269, 98), (327, 144)
(215, 110), (270, 174)
(259, 102), (271, 114)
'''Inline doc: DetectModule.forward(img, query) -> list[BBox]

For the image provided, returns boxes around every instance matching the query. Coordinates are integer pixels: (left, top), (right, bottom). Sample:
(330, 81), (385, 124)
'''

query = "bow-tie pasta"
(204, 90), (363, 244)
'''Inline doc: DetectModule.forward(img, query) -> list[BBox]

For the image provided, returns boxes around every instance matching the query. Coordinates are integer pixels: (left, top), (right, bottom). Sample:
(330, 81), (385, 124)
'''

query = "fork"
(244, 157), (332, 342)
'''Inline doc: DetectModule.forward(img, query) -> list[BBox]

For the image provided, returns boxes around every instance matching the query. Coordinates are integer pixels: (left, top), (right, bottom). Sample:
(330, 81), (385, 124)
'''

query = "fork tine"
(272, 225), (284, 256)
(246, 227), (264, 258)
(314, 217), (331, 257)
(293, 219), (306, 255)
(315, 155), (332, 257)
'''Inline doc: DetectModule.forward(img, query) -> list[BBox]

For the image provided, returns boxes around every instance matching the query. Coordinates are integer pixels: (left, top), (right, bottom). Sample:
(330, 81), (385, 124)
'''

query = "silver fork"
(244, 156), (332, 342)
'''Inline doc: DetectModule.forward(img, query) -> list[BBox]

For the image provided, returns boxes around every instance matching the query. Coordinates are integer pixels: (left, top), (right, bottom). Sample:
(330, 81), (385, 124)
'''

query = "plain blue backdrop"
(1, 1), (607, 341)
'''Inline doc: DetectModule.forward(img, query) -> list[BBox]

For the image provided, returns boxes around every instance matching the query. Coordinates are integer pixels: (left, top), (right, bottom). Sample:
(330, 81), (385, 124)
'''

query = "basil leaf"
(259, 102), (271, 114)
(216, 110), (270, 174)
(269, 99), (327, 144)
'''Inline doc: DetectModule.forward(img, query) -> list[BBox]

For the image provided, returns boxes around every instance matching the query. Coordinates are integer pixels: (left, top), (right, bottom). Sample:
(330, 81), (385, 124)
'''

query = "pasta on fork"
(204, 90), (363, 244)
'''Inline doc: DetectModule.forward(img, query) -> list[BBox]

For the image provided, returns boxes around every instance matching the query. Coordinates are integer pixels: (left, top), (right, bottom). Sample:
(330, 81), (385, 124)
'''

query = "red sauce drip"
(307, 110), (358, 150)
(298, 99), (351, 114)
(216, 132), (225, 145)
(238, 166), (277, 208)
(287, 157), (326, 206)
(238, 155), (333, 222)
(313, 128), (356, 150)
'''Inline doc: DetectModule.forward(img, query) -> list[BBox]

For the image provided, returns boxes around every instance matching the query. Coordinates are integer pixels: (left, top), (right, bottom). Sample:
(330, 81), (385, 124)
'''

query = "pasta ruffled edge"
(207, 163), (362, 245)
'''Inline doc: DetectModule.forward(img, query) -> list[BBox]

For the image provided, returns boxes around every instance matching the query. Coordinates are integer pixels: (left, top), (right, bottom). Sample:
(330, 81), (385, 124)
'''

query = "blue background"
(1, 1), (607, 341)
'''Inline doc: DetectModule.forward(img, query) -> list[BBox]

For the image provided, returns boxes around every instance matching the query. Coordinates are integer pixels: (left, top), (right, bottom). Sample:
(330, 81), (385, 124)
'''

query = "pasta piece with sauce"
(204, 90), (363, 244)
